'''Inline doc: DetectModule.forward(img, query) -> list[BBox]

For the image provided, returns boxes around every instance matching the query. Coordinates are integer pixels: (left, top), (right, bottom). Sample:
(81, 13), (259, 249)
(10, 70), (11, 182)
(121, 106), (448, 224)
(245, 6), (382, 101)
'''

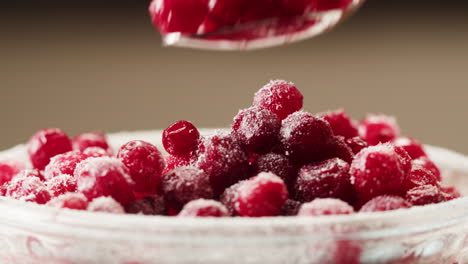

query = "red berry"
(358, 114), (400, 146)
(295, 158), (354, 203)
(232, 107), (281, 154)
(298, 198), (354, 216)
(324, 136), (354, 164)
(280, 111), (334, 164)
(359, 195), (411, 212)
(125, 195), (166, 215)
(405, 165), (439, 192)
(235, 172), (288, 217)
(178, 199), (229, 217)
(253, 80), (303, 120)
(163, 120), (200, 156)
(75, 157), (135, 206)
(219, 182), (242, 216)
(412, 157), (442, 181)
(253, 152), (297, 187)
(6, 176), (51, 204)
(27, 128), (72, 170)
(350, 144), (407, 202)
(150, 0), (209, 34)
(320, 110), (358, 139)
(406, 185), (445, 206)
(117, 140), (165, 195)
(163, 155), (191, 174)
(161, 166), (213, 207)
(393, 145), (412, 177)
(316, 0), (353, 11)
(72, 132), (110, 153)
(15, 169), (45, 181)
(345, 137), (368, 155)
(0, 160), (26, 185)
(44, 151), (89, 180)
(47, 193), (88, 210)
(0, 184), (7, 196)
(46, 174), (77, 197)
(393, 137), (427, 160)
(441, 186), (461, 201)
(281, 199), (301, 216)
(87, 196), (125, 214)
(83, 147), (112, 157)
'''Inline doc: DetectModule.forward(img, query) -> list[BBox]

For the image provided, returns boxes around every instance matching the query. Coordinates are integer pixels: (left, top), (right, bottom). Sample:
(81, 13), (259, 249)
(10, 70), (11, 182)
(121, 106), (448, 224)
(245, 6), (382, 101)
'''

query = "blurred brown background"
(1, 1), (467, 153)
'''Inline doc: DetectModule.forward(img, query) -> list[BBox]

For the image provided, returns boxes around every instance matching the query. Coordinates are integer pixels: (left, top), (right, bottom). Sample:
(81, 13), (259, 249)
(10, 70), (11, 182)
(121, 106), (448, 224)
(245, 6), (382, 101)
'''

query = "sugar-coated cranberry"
(72, 131), (110, 153)
(280, 111), (334, 164)
(47, 193), (88, 210)
(394, 145), (412, 177)
(406, 185), (445, 206)
(281, 199), (301, 216)
(295, 158), (352, 202)
(87, 196), (125, 214)
(412, 157), (442, 181)
(350, 144), (407, 202)
(178, 199), (229, 217)
(441, 186), (461, 201)
(163, 155), (191, 175)
(320, 110), (358, 139)
(27, 128), (72, 170)
(359, 195), (411, 212)
(195, 132), (249, 196)
(15, 169), (45, 181)
(150, 0), (209, 34)
(253, 80), (303, 121)
(6, 176), (51, 204)
(405, 165), (439, 191)
(345, 137), (368, 155)
(83, 147), (112, 157)
(0, 160), (26, 185)
(253, 152), (297, 187)
(45, 174), (77, 197)
(316, 0), (353, 11)
(324, 136), (354, 164)
(163, 120), (200, 156)
(75, 157), (135, 206)
(161, 166), (213, 207)
(393, 137), (427, 160)
(235, 172), (288, 217)
(0, 184), (7, 196)
(358, 114), (400, 146)
(298, 198), (354, 216)
(125, 195), (166, 215)
(117, 140), (165, 195)
(219, 182), (242, 216)
(44, 151), (89, 180)
(232, 107), (281, 154)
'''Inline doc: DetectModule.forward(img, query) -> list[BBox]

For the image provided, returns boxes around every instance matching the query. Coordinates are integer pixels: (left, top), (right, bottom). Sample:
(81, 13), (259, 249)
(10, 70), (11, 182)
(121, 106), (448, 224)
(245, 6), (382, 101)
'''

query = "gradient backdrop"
(1, 1), (467, 154)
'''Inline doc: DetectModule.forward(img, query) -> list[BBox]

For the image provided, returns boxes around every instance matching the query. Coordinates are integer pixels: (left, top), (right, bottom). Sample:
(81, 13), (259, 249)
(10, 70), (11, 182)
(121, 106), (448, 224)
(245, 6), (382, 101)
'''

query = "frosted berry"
(406, 185), (445, 206)
(405, 165), (439, 191)
(161, 166), (213, 207)
(150, 0), (209, 34)
(253, 152), (297, 186)
(47, 193), (88, 210)
(72, 131), (110, 153)
(360, 195), (411, 212)
(0, 184), (7, 196)
(0, 160), (26, 185)
(394, 145), (412, 177)
(46, 174), (77, 197)
(324, 136), (354, 164)
(358, 114), (400, 146)
(83, 147), (112, 157)
(441, 186), (461, 201)
(412, 157), (442, 181)
(235, 172), (288, 217)
(253, 80), (303, 120)
(298, 198), (354, 216)
(178, 199), (229, 217)
(232, 107), (281, 154)
(320, 110), (358, 139)
(393, 137), (427, 160)
(75, 157), (135, 206)
(27, 128), (72, 170)
(345, 137), (368, 155)
(15, 169), (45, 181)
(44, 151), (89, 180)
(163, 120), (200, 156)
(117, 140), (165, 195)
(220, 182), (242, 216)
(280, 111), (334, 164)
(87, 196), (125, 214)
(163, 155), (191, 174)
(6, 176), (51, 204)
(281, 199), (301, 216)
(125, 195), (166, 215)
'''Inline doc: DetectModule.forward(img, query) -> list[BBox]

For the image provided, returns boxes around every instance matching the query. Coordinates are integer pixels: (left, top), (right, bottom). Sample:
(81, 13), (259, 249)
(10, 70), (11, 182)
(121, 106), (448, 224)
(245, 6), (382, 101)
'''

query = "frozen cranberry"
(87, 196), (125, 214)
(316, 0), (353, 11)
(405, 165), (439, 191)
(324, 136), (354, 164)
(150, 0), (209, 34)
(281, 199), (301, 216)
(6, 176), (51, 204)
(358, 114), (400, 146)
(117, 140), (165, 195)
(295, 158), (353, 202)
(195, 132), (249, 196)
(360, 195), (411, 212)
(393, 137), (427, 160)
(125, 194), (166, 215)
(47, 193), (88, 210)
(350, 144), (407, 202)
(232, 107), (281, 154)
(345, 137), (368, 155)
(83, 147), (112, 157)
(394, 145), (412, 177)
(406, 185), (445, 206)
(253, 152), (297, 186)
(163, 155), (191, 175)
(45, 174), (77, 197)
(253, 80), (303, 120)
(75, 157), (135, 206)
(15, 169), (45, 181)
(219, 182), (242, 216)
(298, 198), (354, 216)
(43, 151), (89, 180)
(320, 110), (358, 139)
(163, 120), (200, 156)
(280, 111), (334, 164)
(161, 166), (213, 207)
(178, 199), (229, 217)
(0, 160), (26, 185)
(412, 157), (442, 181)
(72, 131), (110, 153)
(235, 172), (288, 217)
(27, 128), (72, 170)
(441, 186), (461, 201)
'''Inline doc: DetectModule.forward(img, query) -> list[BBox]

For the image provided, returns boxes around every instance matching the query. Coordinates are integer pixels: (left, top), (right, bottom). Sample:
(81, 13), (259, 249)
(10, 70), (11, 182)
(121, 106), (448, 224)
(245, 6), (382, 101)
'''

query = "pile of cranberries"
(0, 80), (461, 218)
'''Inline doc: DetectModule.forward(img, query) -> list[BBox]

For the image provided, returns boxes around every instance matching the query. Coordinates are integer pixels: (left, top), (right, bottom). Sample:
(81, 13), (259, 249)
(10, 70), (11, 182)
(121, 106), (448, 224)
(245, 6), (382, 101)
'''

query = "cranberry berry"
(46, 174), (77, 197)
(125, 194), (166, 215)
(298, 198), (354, 216)
(404, 165), (439, 192)
(27, 128), (72, 170)
(253, 80), (303, 120)
(393, 137), (427, 160)
(6, 176), (51, 204)
(406, 185), (445, 206)
(412, 157), (442, 181)
(87, 196), (125, 214)
(163, 120), (200, 156)
(0, 160), (26, 185)
(359, 195), (411, 212)
(441, 186), (461, 201)
(345, 137), (368, 154)
(15, 169), (45, 181)
(358, 114), (400, 146)
(281, 199), (301, 216)
(253, 152), (297, 187)
(47, 193), (88, 210)
(44, 151), (90, 180)
(163, 155), (191, 174)
(72, 131), (110, 153)
(320, 110), (358, 139)
(178, 199), (229, 217)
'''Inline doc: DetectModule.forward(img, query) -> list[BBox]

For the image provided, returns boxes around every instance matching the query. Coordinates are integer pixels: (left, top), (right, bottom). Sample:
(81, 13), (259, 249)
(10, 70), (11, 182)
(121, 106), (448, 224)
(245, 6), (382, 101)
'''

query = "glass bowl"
(1, 129), (468, 264)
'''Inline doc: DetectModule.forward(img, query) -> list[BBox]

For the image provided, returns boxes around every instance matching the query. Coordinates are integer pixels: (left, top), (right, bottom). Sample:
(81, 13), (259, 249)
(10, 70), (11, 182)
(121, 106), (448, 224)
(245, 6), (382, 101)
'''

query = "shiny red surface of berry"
(163, 120), (200, 156)
(27, 128), (72, 170)
(320, 110), (358, 139)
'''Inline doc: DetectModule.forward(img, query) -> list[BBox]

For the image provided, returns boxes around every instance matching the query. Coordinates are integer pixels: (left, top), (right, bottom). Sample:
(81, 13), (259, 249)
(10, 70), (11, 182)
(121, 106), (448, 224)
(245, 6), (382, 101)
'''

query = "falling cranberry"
(320, 110), (358, 139)
(163, 120), (200, 156)
(6, 176), (51, 204)
(27, 128), (72, 170)
(298, 198), (354, 216)
(253, 80), (303, 120)
(178, 199), (229, 217)
(46, 174), (77, 197)
(359, 195), (411, 212)
(87, 196), (125, 214)
(358, 114), (400, 146)
(150, 0), (209, 34)
(412, 157), (442, 181)
(253, 152), (297, 187)
(345, 137), (368, 155)
(393, 137), (427, 160)
(44, 151), (90, 180)
(0, 160), (26, 185)
(72, 131), (110, 153)
(47, 193), (88, 210)
(406, 185), (445, 206)
(125, 194), (166, 215)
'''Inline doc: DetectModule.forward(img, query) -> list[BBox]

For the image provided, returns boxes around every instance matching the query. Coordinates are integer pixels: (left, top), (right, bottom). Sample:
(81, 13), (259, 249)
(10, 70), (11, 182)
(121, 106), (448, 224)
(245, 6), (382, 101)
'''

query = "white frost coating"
(87, 196), (125, 214)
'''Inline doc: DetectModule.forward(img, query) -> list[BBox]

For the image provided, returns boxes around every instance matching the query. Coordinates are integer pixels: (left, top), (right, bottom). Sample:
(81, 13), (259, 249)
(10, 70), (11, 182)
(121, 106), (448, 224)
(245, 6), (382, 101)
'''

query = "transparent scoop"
(149, 0), (365, 50)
